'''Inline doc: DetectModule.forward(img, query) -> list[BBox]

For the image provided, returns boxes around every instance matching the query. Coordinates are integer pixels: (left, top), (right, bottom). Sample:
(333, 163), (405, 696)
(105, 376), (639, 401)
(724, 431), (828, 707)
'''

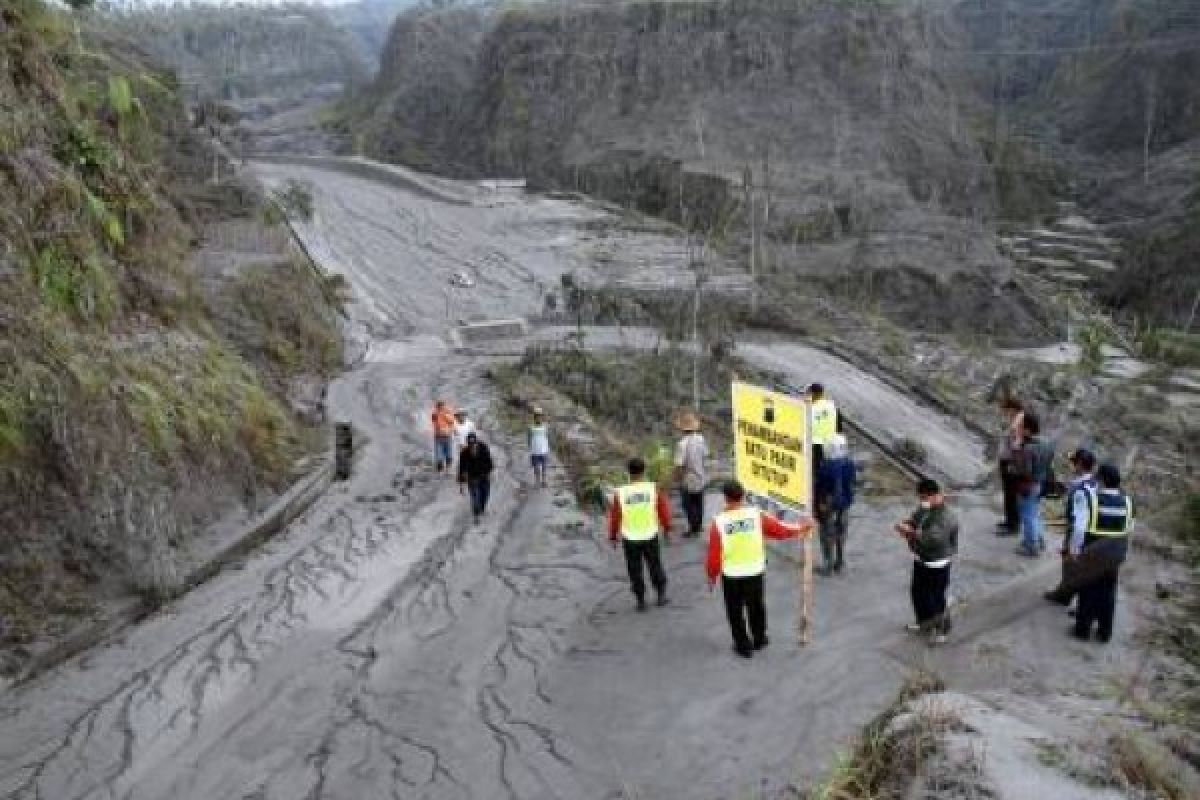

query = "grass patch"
(809, 672), (949, 800)
(1110, 732), (1191, 800)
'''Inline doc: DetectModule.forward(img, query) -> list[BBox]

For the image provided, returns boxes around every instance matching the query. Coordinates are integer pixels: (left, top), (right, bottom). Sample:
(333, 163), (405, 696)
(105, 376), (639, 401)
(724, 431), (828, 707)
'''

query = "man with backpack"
(1013, 413), (1054, 557)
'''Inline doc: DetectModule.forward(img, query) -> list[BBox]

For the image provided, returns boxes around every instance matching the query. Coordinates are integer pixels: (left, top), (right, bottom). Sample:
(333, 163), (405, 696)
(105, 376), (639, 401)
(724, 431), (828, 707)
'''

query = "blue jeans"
(434, 436), (454, 469)
(467, 478), (490, 516)
(1018, 493), (1043, 552)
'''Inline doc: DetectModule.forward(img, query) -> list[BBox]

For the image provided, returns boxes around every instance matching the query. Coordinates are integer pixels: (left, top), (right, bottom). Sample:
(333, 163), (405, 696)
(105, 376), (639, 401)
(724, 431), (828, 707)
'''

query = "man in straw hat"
(673, 409), (709, 538)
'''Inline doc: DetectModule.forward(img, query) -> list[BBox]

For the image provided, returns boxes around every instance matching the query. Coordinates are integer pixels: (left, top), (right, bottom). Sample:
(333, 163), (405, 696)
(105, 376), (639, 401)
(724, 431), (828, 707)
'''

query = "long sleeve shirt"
(457, 443), (493, 482)
(607, 489), (672, 542)
(1067, 485), (1091, 556)
(705, 504), (813, 583)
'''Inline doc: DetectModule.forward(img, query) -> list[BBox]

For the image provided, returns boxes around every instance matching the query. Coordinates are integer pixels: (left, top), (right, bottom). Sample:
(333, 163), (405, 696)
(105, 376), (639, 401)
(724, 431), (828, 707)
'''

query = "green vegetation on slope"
(0, 0), (342, 657)
(101, 2), (368, 101)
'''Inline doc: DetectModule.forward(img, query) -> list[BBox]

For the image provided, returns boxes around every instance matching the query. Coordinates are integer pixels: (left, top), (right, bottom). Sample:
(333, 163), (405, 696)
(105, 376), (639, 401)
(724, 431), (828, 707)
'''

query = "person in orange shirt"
(705, 480), (815, 658)
(607, 458), (673, 612)
(431, 400), (457, 473)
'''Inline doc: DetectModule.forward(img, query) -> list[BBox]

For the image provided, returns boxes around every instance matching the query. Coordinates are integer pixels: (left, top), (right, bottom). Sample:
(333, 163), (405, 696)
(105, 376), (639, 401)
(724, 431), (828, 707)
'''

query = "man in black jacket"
(458, 433), (494, 521)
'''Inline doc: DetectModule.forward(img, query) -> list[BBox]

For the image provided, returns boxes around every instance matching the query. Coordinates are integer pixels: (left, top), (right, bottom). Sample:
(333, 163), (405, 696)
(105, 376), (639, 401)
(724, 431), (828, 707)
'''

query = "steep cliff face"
(358, 0), (1052, 339)
(356, 5), (492, 173)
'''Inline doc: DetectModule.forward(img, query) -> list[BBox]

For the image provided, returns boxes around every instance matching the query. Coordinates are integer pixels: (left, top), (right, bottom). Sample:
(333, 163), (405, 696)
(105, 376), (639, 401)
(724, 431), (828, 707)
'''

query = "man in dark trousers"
(607, 458), (672, 612)
(1072, 464), (1133, 643)
(1045, 449), (1098, 606)
(457, 432), (494, 522)
(705, 480), (815, 658)
(895, 478), (959, 645)
(814, 432), (857, 575)
(995, 396), (1024, 536)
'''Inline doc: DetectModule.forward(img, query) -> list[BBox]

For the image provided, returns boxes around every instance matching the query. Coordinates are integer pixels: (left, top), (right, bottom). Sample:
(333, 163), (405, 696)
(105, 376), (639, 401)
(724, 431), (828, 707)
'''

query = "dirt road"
(0, 159), (1058, 799)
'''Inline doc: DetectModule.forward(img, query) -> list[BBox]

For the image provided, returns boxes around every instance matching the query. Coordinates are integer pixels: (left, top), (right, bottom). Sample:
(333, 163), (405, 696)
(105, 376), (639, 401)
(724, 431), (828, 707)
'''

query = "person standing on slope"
(705, 480), (815, 658)
(1013, 413), (1053, 557)
(814, 432), (857, 576)
(1045, 448), (1098, 607)
(895, 478), (959, 645)
(995, 396), (1025, 536)
(1070, 464), (1133, 643)
(608, 458), (672, 612)
(673, 410), (708, 538)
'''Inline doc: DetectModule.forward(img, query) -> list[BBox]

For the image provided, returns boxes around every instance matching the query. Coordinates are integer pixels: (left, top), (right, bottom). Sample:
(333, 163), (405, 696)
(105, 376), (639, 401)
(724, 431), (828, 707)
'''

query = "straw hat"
(674, 410), (701, 432)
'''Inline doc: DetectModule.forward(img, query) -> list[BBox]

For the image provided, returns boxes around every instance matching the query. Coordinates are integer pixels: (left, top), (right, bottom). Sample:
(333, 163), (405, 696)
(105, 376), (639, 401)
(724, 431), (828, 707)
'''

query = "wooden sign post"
(730, 382), (814, 645)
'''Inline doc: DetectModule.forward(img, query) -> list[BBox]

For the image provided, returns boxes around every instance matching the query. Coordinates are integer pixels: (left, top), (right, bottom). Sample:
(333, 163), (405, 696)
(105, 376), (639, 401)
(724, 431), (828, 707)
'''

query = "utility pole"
(747, 165), (758, 313)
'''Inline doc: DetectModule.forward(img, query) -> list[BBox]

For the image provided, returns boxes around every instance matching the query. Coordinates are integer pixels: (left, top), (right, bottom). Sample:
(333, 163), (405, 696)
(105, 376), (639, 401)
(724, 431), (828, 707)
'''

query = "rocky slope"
(0, 1), (343, 673)
(955, 0), (1200, 326)
(352, 0), (1061, 341)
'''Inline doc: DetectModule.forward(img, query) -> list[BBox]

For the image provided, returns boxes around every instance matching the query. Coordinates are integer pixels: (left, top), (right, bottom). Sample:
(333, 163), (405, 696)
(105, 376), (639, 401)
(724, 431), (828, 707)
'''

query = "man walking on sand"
(431, 400), (456, 473)
(673, 410), (708, 538)
(457, 432), (494, 522)
(528, 407), (550, 488)
(452, 409), (475, 457)
(895, 478), (959, 646)
(705, 480), (815, 658)
(608, 458), (672, 612)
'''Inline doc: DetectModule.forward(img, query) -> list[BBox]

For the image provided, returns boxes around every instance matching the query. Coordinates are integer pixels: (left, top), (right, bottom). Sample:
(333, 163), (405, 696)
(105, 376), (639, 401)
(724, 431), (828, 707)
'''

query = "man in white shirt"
(1046, 449), (1097, 605)
(673, 411), (708, 538)
(452, 410), (475, 457)
(528, 407), (550, 488)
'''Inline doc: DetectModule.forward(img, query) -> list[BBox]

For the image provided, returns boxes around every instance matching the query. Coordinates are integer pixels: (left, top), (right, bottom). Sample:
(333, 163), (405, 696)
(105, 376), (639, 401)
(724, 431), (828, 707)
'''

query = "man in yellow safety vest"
(1071, 463), (1134, 643)
(705, 480), (815, 658)
(807, 383), (838, 450)
(607, 458), (673, 612)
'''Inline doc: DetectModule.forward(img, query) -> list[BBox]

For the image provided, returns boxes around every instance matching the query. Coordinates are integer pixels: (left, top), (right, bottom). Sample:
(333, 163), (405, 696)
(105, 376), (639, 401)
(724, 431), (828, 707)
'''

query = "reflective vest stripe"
(1086, 489), (1132, 536)
(715, 507), (766, 578)
(811, 397), (837, 446)
(617, 482), (659, 541)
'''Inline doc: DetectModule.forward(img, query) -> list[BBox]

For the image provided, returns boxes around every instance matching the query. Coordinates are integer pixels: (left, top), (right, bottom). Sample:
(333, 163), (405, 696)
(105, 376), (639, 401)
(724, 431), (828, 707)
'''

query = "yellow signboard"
(731, 381), (811, 513)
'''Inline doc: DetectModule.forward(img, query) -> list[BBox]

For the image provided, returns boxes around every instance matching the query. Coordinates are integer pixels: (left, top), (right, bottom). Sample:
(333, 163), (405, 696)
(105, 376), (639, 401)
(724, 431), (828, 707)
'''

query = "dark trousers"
(910, 561), (951, 634)
(467, 478), (490, 516)
(1074, 537), (1126, 641)
(999, 459), (1018, 531)
(721, 573), (767, 653)
(818, 508), (848, 570)
(1075, 568), (1119, 641)
(681, 490), (705, 536)
(622, 537), (666, 600)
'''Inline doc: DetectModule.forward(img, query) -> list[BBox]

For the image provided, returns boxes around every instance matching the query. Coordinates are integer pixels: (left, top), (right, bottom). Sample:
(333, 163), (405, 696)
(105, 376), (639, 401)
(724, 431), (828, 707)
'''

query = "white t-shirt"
(674, 432), (708, 493)
(529, 424), (550, 456)
(453, 419), (475, 452)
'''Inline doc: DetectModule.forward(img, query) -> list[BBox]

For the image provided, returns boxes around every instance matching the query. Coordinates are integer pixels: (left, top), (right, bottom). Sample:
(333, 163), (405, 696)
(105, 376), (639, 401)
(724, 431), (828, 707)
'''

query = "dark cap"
(627, 457), (646, 476)
(722, 480), (745, 501)
(807, 383), (824, 395)
(1069, 448), (1096, 470)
